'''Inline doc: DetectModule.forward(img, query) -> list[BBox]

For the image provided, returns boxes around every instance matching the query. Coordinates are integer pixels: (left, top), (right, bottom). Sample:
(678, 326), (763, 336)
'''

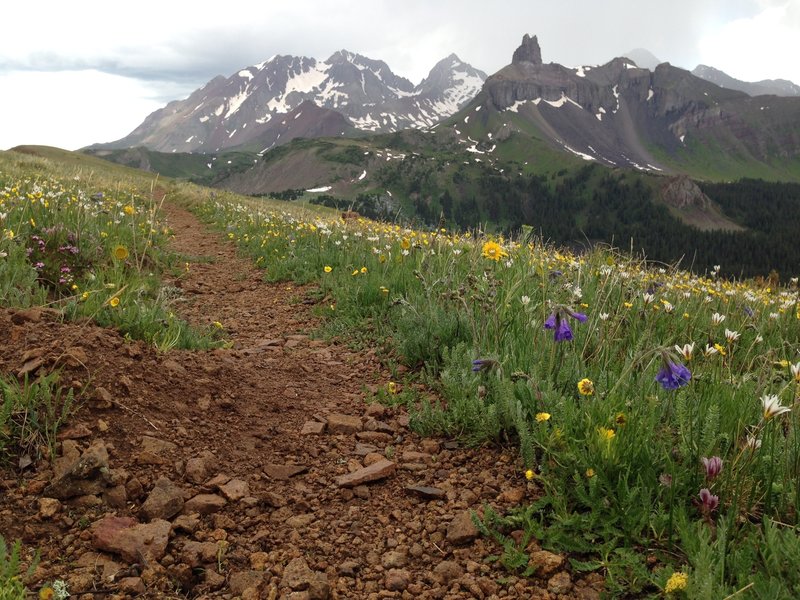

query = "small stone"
(419, 439), (440, 454)
(250, 551), (270, 570)
(363, 452), (384, 466)
(44, 440), (111, 499)
(229, 570), (265, 595)
(137, 436), (177, 465)
(286, 513), (316, 529)
(38, 497), (61, 519)
(405, 485), (446, 500)
(281, 556), (315, 590)
(401, 451), (432, 464)
(204, 473), (231, 488)
(384, 568), (410, 591)
(500, 487), (526, 503)
(433, 560), (464, 585)
(103, 484), (128, 509)
(530, 550), (564, 577)
(326, 414), (363, 435)
(381, 550), (408, 569)
(301, 421), (326, 435)
(446, 510), (479, 546)
(183, 493), (227, 515)
(219, 478), (250, 501)
(172, 514), (200, 534)
(91, 387), (114, 409)
(354, 443), (379, 456)
(364, 403), (386, 418)
(140, 477), (184, 521)
(355, 431), (393, 443)
(337, 560), (360, 577)
(184, 458), (208, 484)
(97, 419), (109, 432)
(353, 485), (370, 499)
(181, 541), (220, 568)
(548, 571), (573, 595)
(118, 577), (145, 595)
(335, 459), (396, 488)
(57, 423), (92, 440)
(263, 464), (307, 480)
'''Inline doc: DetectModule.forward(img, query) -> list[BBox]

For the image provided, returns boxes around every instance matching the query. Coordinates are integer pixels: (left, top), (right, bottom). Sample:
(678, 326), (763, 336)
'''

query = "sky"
(1, 0), (798, 150)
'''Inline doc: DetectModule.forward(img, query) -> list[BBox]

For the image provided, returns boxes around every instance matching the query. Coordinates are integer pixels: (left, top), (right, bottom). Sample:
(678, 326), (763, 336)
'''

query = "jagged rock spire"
(512, 34), (542, 66)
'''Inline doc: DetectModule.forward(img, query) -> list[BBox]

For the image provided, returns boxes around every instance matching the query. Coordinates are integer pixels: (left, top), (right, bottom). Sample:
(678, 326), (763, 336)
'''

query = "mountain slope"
(692, 64), (800, 97)
(94, 52), (486, 153)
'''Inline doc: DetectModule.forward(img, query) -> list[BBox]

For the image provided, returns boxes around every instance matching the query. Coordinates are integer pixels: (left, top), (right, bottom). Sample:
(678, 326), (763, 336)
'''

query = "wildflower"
(380, 286), (389, 295)
(598, 427), (615, 441)
(745, 435), (762, 451)
(711, 312), (726, 325)
(400, 237), (411, 250)
(615, 412), (627, 426)
(698, 488), (719, 513)
(701, 456), (723, 480)
(39, 587), (55, 600)
(585, 468), (596, 478)
(81, 291), (90, 301)
(471, 358), (498, 373)
(535, 412), (551, 422)
(481, 240), (508, 261)
(655, 357), (692, 390)
(724, 329), (740, 343)
(790, 362), (800, 384)
(323, 265), (332, 273)
(109, 297), (120, 308)
(623, 302), (633, 309)
(387, 381), (398, 394)
(674, 342), (695, 361)
(761, 394), (791, 420)
(113, 245), (129, 260)
(360, 266), (368, 274)
(664, 572), (689, 594)
(525, 469), (535, 480)
(599, 312), (609, 320)
(713, 343), (726, 356)
(659, 473), (673, 487)
(643, 292), (655, 305)
(351, 269), (359, 276)
(520, 295), (530, 306)
(123, 204), (135, 215)
(577, 378), (594, 396)
(212, 321), (223, 328)
(543, 307), (587, 342)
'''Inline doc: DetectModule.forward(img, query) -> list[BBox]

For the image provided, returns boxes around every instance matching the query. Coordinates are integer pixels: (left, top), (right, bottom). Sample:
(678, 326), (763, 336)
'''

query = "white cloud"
(698, 1), (800, 83)
(0, 70), (186, 150)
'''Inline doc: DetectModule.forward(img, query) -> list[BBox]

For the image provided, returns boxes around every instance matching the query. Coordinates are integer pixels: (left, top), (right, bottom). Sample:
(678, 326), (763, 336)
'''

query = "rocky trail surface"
(0, 203), (603, 599)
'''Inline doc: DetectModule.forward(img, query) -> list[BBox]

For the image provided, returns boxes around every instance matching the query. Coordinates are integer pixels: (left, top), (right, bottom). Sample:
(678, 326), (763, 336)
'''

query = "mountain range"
(95, 51), (486, 153)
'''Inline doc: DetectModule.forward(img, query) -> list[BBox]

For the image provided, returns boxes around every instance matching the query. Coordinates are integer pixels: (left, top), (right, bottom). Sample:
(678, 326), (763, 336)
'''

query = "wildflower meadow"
(194, 192), (800, 597)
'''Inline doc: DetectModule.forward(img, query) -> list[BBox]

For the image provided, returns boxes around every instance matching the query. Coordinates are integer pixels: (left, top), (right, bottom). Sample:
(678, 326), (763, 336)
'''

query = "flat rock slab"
(300, 420), (326, 435)
(91, 516), (171, 563)
(219, 478), (250, 501)
(140, 477), (185, 521)
(405, 485), (447, 500)
(184, 493), (227, 515)
(335, 459), (396, 488)
(326, 414), (363, 435)
(264, 464), (308, 480)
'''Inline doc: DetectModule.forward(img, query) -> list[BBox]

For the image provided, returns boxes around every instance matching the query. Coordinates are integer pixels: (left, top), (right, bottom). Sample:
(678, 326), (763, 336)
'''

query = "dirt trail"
(0, 203), (600, 598)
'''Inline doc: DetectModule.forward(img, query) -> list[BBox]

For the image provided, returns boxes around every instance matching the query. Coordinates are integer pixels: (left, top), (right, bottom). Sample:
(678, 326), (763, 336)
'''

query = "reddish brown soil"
(0, 203), (601, 599)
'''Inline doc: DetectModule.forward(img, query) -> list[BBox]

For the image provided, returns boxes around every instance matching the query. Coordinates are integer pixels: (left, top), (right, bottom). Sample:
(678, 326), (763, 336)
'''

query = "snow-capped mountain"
(97, 51), (487, 153)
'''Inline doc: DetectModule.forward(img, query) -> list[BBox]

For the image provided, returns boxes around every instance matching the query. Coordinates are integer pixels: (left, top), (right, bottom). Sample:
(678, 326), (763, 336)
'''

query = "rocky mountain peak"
(512, 34), (542, 66)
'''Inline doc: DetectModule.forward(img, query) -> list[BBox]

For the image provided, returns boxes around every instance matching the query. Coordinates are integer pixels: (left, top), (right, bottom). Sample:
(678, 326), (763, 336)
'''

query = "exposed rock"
(660, 176), (713, 210)
(219, 478), (250, 501)
(44, 440), (111, 499)
(172, 514), (200, 534)
(446, 510), (479, 545)
(405, 485), (446, 500)
(263, 463), (308, 480)
(335, 459), (396, 488)
(140, 477), (185, 521)
(229, 570), (265, 595)
(181, 541), (220, 568)
(137, 436), (177, 465)
(91, 387), (113, 409)
(512, 34), (543, 66)
(118, 577), (145, 595)
(433, 560), (464, 585)
(280, 556), (315, 590)
(300, 420), (326, 435)
(103, 484), (128, 509)
(57, 423), (92, 440)
(548, 571), (573, 594)
(384, 568), (411, 591)
(530, 550), (565, 577)
(184, 457), (208, 484)
(38, 497), (61, 519)
(326, 413), (362, 435)
(183, 493), (227, 515)
(381, 550), (408, 569)
(91, 516), (171, 563)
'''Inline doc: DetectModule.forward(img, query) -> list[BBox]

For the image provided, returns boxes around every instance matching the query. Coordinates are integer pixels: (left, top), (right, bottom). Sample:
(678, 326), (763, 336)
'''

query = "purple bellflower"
(544, 308), (588, 342)
(655, 358), (692, 390)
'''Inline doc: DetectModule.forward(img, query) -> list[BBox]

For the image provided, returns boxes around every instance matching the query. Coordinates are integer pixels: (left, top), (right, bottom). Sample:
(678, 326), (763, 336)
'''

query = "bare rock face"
(512, 34), (543, 66)
(660, 176), (712, 210)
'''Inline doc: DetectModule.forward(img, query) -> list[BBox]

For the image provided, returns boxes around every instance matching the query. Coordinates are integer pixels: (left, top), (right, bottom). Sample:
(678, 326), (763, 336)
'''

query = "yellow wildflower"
(598, 427), (615, 441)
(586, 468), (595, 478)
(109, 297), (120, 308)
(525, 469), (535, 480)
(535, 412), (551, 422)
(39, 587), (55, 600)
(481, 240), (508, 261)
(324, 265), (332, 273)
(577, 378), (594, 396)
(664, 572), (688, 593)
(387, 381), (398, 394)
(400, 237), (411, 250)
(113, 245), (129, 260)
(123, 205), (135, 215)
(360, 266), (368, 274)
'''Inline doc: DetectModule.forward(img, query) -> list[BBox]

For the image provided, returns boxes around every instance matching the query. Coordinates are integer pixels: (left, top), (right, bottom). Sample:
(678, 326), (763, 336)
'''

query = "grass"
(194, 192), (800, 597)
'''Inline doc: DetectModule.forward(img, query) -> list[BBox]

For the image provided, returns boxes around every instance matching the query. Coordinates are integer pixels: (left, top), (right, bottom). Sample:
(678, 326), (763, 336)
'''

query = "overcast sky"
(1, 0), (798, 150)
